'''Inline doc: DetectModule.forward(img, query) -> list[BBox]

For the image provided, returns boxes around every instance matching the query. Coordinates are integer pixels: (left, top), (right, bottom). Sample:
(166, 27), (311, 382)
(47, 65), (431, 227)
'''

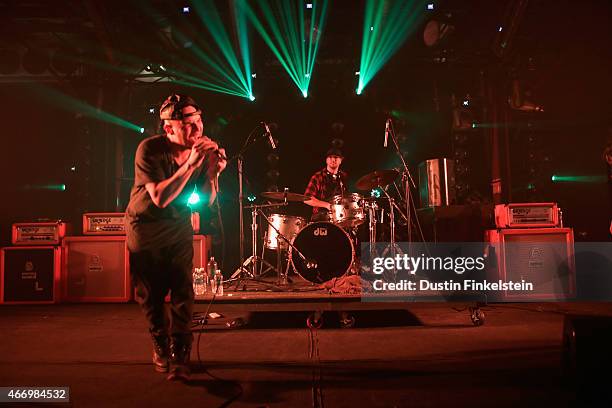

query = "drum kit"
(234, 168), (404, 286)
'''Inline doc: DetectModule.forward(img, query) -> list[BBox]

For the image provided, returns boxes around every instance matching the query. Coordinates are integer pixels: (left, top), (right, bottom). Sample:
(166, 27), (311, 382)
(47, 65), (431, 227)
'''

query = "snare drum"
(264, 214), (306, 251)
(329, 193), (366, 228)
(290, 222), (354, 284)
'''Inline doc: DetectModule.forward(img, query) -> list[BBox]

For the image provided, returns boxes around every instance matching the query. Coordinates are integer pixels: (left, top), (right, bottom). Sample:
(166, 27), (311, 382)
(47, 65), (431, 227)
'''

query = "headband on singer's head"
(159, 94), (202, 120)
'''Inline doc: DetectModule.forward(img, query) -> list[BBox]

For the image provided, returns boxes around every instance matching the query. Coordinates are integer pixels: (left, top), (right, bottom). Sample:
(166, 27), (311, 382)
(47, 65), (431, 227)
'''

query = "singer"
(125, 93), (227, 382)
(304, 147), (348, 221)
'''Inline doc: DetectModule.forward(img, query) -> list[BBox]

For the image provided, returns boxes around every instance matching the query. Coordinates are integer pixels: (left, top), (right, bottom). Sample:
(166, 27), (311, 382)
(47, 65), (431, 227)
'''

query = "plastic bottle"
(213, 269), (224, 296)
(207, 256), (217, 293)
(193, 268), (206, 296)
(207, 257), (217, 280)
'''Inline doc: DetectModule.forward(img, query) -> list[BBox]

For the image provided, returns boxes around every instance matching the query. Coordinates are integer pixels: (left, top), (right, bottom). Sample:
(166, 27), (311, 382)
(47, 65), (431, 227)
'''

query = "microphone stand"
(227, 123), (276, 281)
(387, 120), (417, 247)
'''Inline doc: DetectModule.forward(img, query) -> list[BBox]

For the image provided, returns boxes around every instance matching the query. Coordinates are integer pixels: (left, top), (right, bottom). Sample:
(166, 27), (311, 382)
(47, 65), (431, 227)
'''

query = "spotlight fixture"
(306, 3), (313, 9)
(148, 107), (155, 113)
(427, 3), (434, 10)
(182, 6), (190, 13)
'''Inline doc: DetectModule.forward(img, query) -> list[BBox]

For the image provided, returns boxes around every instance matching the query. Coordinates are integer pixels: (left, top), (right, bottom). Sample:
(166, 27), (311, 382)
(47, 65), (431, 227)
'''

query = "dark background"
(1, 0), (611, 271)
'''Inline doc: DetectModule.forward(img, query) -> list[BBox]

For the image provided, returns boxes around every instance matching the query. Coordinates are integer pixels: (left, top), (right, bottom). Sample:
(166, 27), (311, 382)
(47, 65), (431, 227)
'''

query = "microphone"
(384, 118), (391, 148)
(263, 122), (277, 149)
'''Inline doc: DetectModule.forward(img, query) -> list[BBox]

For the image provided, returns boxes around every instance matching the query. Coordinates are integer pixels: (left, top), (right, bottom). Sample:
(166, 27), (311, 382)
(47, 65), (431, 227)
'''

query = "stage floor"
(1, 301), (610, 407)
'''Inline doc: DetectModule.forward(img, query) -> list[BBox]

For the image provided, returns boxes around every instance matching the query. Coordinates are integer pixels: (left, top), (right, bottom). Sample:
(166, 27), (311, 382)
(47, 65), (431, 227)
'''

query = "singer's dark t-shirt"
(126, 134), (205, 252)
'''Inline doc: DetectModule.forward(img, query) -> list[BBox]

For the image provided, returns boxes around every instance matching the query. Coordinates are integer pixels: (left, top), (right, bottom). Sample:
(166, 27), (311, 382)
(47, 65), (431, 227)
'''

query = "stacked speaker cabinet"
(485, 227), (576, 301)
(1, 246), (62, 304)
(1, 221), (68, 304)
(62, 236), (130, 303)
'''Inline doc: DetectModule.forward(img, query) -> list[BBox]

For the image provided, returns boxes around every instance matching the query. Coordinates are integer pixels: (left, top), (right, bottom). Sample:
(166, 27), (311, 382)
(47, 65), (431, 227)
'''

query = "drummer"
(304, 148), (348, 222)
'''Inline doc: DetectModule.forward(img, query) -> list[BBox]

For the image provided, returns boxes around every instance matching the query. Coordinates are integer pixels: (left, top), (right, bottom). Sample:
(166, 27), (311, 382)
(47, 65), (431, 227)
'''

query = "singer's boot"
(167, 338), (192, 381)
(150, 331), (170, 373)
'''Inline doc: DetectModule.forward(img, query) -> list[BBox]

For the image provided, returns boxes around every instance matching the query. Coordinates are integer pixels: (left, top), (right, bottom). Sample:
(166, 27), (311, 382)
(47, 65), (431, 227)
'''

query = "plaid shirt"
(304, 168), (348, 216)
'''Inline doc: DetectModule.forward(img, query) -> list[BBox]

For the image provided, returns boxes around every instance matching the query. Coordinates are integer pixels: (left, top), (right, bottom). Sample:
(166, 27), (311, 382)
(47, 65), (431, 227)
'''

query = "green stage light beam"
(190, 0), (253, 99)
(134, 0), (253, 100)
(241, 0), (328, 97)
(357, 0), (426, 94)
(551, 175), (607, 183)
(23, 184), (66, 191)
(30, 84), (143, 133)
(172, 78), (250, 98)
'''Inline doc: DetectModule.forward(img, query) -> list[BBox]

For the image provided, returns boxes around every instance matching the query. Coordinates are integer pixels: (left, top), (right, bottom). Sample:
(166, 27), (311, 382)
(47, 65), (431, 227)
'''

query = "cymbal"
(260, 191), (310, 202)
(355, 169), (399, 190)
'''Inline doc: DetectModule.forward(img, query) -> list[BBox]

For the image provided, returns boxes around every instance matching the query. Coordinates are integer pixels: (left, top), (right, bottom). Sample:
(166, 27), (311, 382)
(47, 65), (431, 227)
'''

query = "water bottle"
(207, 257), (218, 281)
(193, 268), (206, 296)
(213, 269), (224, 296)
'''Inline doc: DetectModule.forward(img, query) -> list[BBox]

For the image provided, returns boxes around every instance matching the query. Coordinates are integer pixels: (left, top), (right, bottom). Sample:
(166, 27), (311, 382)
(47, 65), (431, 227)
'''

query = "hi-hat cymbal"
(355, 169), (399, 190)
(260, 191), (310, 202)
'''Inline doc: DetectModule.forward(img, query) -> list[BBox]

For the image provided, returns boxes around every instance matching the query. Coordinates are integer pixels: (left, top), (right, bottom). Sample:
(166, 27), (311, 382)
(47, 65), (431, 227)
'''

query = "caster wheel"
(470, 307), (485, 326)
(340, 314), (355, 329)
(307, 313), (323, 329)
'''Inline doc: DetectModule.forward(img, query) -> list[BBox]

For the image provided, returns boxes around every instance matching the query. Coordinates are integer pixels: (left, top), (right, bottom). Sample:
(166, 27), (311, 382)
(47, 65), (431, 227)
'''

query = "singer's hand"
(187, 137), (215, 167)
(188, 137), (218, 169)
(207, 147), (227, 179)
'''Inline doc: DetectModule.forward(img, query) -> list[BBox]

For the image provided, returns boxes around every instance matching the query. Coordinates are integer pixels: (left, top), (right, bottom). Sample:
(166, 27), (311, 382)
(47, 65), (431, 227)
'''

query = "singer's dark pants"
(129, 239), (194, 345)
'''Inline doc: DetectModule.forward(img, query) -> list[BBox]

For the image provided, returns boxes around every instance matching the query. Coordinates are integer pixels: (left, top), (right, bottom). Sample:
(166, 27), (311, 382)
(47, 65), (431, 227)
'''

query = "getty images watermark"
(357, 242), (608, 302)
(369, 251), (533, 292)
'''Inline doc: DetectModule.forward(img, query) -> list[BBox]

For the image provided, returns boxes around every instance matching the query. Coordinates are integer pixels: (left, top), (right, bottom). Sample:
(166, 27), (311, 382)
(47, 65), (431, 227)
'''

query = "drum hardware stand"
(256, 204), (314, 286)
(379, 189), (406, 281)
(228, 201), (285, 289)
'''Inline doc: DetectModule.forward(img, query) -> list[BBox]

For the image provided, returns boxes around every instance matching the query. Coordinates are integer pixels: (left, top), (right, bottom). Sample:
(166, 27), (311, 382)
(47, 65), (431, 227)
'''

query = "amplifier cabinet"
(485, 228), (576, 301)
(1, 246), (61, 304)
(12, 222), (69, 245)
(494, 203), (559, 228)
(62, 236), (130, 303)
(192, 234), (211, 269)
(82, 212), (126, 235)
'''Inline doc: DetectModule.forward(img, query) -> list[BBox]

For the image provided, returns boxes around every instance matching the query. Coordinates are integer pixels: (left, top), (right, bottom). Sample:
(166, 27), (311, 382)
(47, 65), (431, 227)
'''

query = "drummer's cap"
(325, 147), (344, 158)
(159, 94), (202, 120)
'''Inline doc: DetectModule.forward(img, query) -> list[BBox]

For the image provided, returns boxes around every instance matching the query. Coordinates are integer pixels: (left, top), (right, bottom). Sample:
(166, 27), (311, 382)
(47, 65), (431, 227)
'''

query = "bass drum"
(290, 222), (354, 284)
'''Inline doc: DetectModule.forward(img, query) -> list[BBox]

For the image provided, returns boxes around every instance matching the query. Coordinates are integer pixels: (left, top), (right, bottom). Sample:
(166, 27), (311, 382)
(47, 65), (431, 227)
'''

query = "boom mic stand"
(225, 123), (277, 286)
(386, 119), (417, 250)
